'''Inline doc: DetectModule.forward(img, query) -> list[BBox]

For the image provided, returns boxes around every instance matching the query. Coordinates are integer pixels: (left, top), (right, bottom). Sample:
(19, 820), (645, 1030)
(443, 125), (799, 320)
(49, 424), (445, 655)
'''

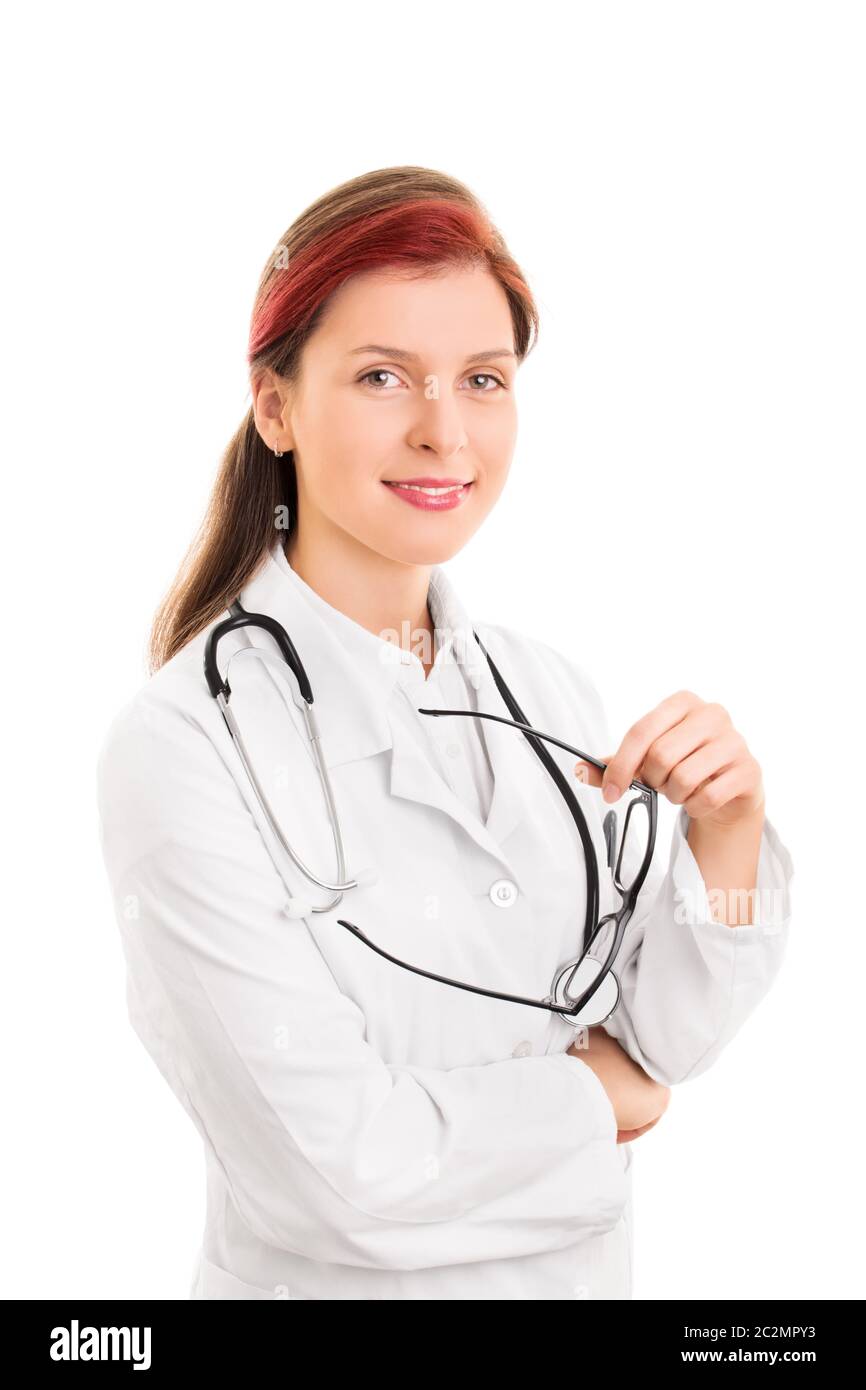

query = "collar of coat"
(227, 540), (533, 861)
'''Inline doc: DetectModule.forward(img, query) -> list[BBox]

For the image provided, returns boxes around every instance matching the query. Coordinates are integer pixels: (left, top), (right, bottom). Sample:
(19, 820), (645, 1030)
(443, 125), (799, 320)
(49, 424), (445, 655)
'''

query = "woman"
(96, 165), (794, 1300)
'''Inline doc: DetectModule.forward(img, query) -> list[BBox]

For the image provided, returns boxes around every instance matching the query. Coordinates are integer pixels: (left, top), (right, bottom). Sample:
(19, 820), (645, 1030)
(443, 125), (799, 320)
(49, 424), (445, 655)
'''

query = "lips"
(383, 477), (473, 492)
(382, 477), (474, 512)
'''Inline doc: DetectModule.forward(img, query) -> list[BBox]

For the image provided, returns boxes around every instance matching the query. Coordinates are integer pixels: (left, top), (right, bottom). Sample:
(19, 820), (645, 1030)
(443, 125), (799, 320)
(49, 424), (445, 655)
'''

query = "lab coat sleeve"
(580, 677), (795, 1087)
(96, 694), (629, 1273)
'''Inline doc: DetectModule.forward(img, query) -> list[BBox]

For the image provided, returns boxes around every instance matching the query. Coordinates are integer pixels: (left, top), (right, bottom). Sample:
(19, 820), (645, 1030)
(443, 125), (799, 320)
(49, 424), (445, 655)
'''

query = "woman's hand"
(568, 1026), (670, 1141)
(615, 1116), (663, 1143)
(574, 689), (765, 829)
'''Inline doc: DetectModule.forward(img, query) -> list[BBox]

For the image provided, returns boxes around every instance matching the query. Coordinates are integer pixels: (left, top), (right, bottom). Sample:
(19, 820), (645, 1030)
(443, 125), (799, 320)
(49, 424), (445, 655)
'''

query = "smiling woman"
(252, 259), (520, 592)
(148, 168), (537, 670)
(98, 164), (794, 1303)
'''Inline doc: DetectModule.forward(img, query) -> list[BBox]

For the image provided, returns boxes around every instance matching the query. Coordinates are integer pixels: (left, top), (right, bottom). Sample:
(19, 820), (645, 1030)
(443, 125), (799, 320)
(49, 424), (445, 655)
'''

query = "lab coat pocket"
(191, 1256), (276, 1295)
(191, 1251), (312, 1301)
(582, 1167), (634, 1299)
(190, 1252), (304, 1301)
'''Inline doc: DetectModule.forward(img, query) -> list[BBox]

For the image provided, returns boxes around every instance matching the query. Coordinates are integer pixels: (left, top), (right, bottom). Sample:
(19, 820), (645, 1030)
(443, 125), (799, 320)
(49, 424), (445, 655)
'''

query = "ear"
(251, 368), (295, 453)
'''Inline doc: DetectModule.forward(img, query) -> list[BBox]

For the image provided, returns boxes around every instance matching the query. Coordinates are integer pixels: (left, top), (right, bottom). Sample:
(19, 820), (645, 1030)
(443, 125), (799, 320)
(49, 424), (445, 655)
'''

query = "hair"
(148, 165), (540, 672)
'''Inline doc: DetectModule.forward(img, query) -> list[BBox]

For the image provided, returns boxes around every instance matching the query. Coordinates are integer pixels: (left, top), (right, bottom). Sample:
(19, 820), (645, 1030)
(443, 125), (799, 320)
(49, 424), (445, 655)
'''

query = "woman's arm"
(560, 655), (794, 1086)
(97, 693), (631, 1271)
(567, 1027), (671, 1140)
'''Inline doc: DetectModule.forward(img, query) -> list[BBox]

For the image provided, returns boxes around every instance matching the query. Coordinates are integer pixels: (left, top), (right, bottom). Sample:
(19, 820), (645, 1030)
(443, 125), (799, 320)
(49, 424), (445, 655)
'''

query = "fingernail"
(603, 782), (620, 803)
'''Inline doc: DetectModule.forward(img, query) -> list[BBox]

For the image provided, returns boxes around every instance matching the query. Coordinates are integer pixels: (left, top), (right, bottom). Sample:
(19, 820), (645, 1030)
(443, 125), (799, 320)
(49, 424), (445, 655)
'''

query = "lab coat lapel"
(473, 691), (529, 851)
(389, 623), (529, 872)
(387, 704), (524, 872)
(235, 544), (398, 770)
(467, 631), (533, 853)
(237, 545), (527, 872)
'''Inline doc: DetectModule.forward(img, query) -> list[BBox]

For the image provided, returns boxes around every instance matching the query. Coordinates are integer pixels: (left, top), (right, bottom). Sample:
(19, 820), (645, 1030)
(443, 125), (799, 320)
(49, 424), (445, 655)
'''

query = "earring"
(273, 445), (284, 457)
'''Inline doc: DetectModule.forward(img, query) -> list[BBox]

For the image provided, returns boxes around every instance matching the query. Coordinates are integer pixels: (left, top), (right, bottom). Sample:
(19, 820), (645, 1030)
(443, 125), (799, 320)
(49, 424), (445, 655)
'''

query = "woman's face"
(254, 262), (519, 566)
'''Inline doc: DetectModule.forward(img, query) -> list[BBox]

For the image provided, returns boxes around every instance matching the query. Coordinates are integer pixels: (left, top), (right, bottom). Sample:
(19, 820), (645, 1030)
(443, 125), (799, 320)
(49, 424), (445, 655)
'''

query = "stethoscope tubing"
(203, 596), (650, 1021)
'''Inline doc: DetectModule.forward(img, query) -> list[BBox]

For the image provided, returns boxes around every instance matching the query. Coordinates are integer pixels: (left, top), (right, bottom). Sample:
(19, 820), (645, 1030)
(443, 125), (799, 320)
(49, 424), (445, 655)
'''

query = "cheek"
(315, 451), (371, 510)
(315, 395), (395, 481)
(480, 430), (517, 498)
(481, 401), (518, 465)
(298, 408), (374, 498)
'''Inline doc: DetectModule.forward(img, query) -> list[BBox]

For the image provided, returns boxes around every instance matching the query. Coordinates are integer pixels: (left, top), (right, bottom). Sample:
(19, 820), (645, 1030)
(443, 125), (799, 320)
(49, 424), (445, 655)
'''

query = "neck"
(283, 521), (436, 672)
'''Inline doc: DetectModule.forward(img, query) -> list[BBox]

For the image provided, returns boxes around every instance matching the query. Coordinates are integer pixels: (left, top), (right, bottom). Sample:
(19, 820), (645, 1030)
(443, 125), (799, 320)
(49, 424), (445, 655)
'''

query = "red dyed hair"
(149, 167), (539, 672)
(248, 197), (535, 364)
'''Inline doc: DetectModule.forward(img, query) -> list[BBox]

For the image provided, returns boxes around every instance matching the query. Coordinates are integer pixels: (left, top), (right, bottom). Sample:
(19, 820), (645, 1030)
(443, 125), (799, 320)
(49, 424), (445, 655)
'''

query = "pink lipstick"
(382, 476), (474, 512)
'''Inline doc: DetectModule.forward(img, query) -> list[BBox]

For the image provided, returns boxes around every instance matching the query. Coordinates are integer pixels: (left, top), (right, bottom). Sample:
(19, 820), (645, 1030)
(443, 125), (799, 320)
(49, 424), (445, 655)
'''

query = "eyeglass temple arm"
(336, 918), (600, 1020)
(417, 707), (655, 796)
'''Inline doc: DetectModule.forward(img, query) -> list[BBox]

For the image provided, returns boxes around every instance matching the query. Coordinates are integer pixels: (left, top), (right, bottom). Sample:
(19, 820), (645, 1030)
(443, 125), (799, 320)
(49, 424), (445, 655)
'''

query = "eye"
(357, 368), (507, 393)
(358, 369), (403, 390)
(463, 372), (506, 392)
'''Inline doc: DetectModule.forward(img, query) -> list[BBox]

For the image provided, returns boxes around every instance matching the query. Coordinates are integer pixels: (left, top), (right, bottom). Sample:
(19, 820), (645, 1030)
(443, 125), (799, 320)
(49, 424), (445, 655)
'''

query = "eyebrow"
(346, 344), (517, 365)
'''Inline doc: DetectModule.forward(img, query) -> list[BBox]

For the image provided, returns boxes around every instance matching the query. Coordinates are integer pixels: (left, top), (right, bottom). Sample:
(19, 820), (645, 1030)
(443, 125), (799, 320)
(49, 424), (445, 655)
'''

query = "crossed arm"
(569, 1026), (672, 1143)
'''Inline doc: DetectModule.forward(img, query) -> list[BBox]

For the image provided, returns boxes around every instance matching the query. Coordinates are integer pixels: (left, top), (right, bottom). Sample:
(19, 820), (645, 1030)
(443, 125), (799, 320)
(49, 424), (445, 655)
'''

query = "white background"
(2, 1), (863, 1300)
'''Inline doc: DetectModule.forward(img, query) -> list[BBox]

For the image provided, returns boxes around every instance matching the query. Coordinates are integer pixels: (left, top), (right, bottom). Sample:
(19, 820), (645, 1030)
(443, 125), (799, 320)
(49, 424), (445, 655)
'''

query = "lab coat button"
(512, 1040), (533, 1058)
(489, 878), (518, 908)
(445, 742), (461, 758)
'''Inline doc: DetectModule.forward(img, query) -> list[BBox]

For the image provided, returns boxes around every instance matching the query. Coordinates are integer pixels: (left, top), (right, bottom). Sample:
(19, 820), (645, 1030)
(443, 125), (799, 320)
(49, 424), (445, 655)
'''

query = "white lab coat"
(95, 540), (794, 1300)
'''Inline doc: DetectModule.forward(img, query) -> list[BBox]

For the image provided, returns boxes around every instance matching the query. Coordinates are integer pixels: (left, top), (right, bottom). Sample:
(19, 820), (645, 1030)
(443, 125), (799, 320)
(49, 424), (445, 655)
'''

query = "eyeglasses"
(205, 599), (658, 1028)
(337, 705), (658, 1028)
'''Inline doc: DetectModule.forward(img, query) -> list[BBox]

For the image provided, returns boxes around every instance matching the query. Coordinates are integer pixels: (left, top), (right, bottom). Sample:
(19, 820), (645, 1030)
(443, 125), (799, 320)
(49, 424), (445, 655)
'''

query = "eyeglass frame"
(337, 704), (659, 1025)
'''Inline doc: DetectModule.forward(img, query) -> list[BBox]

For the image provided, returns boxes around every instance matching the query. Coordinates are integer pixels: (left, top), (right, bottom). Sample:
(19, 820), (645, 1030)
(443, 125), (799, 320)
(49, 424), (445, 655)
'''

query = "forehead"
(311, 263), (515, 355)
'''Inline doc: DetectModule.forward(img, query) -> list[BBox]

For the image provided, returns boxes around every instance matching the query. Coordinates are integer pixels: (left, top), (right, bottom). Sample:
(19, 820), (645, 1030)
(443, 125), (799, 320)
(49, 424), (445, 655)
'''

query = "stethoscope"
(204, 597), (657, 1027)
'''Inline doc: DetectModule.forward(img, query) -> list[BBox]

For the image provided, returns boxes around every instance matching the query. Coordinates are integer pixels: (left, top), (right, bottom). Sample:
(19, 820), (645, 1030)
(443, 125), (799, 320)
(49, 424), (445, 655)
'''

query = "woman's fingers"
(616, 1115), (662, 1144)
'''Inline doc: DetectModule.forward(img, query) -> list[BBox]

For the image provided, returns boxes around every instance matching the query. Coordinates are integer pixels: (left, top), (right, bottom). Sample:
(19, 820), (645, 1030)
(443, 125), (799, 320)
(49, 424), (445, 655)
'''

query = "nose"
(408, 390), (469, 459)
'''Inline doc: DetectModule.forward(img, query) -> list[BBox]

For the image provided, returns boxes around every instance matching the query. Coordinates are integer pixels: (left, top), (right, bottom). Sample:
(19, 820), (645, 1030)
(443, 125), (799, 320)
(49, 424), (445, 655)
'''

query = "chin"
(375, 533), (473, 568)
(383, 539), (469, 567)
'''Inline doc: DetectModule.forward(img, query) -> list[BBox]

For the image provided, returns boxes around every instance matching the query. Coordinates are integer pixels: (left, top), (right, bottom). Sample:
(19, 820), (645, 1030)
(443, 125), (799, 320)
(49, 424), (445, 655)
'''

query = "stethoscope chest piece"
(548, 954), (621, 1029)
